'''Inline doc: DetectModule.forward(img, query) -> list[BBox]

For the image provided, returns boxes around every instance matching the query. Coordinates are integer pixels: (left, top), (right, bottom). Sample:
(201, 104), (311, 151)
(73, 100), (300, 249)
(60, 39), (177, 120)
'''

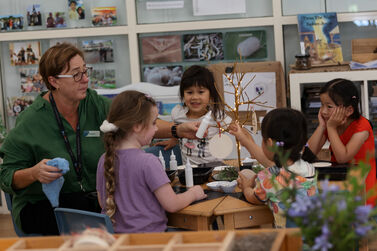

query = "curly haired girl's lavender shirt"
(96, 148), (170, 233)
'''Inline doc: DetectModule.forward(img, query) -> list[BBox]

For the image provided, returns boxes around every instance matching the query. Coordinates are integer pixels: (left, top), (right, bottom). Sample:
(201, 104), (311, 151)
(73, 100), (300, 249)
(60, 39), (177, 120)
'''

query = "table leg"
(196, 216), (210, 231)
(223, 214), (235, 230)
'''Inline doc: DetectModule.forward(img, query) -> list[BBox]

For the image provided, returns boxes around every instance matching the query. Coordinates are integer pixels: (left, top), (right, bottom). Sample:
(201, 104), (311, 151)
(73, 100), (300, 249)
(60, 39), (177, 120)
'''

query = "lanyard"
(49, 92), (83, 183)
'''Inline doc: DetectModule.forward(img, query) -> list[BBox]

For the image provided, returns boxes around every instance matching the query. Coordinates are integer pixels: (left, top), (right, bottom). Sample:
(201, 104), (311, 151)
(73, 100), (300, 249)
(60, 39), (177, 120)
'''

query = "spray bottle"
(158, 150), (165, 170)
(195, 110), (212, 139)
(185, 158), (194, 187)
(169, 151), (177, 171)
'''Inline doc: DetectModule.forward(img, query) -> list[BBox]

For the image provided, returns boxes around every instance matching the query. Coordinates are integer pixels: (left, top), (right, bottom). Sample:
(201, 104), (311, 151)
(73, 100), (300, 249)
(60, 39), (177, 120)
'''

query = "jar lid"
(295, 54), (310, 58)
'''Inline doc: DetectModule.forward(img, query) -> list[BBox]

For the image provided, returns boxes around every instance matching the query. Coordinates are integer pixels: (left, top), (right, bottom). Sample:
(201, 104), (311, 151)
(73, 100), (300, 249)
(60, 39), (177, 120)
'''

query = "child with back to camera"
(229, 108), (318, 228)
(156, 65), (231, 165)
(96, 90), (206, 233)
(308, 78), (376, 206)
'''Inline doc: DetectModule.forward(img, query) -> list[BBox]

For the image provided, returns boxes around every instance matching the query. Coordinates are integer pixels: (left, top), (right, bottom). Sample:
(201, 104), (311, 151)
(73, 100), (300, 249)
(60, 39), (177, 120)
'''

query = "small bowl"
(206, 181), (228, 192)
(166, 170), (177, 183)
(220, 180), (237, 193)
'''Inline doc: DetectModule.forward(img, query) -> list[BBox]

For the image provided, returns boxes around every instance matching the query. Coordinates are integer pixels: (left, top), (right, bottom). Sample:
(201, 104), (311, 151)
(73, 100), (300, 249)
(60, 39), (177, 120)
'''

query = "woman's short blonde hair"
(39, 43), (84, 90)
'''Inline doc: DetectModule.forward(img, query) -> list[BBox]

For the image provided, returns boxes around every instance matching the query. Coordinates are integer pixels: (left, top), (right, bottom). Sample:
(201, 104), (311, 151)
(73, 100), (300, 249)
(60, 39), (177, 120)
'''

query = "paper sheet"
(193, 0), (246, 16)
(223, 72), (276, 111)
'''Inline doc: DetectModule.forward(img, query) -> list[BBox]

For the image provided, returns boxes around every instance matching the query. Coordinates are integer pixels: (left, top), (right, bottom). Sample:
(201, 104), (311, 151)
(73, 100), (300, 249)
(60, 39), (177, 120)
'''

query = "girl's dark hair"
(179, 65), (224, 119)
(102, 90), (156, 222)
(320, 78), (361, 120)
(261, 108), (317, 167)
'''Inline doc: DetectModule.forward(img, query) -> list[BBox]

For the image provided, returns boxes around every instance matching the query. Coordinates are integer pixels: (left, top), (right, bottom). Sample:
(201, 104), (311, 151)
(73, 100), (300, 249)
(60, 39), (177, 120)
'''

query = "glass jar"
(295, 54), (311, 70)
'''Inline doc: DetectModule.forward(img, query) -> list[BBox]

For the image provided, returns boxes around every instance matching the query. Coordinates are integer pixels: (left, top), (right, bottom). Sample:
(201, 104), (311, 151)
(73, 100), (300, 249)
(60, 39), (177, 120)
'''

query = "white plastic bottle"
(195, 110), (212, 139)
(185, 158), (194, 187)
(158, 150), (165, 170)
(169, 151), (178, 171)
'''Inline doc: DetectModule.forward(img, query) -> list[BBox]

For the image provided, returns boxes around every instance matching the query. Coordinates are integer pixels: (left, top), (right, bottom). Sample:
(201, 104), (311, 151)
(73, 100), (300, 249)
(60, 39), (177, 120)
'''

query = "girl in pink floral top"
(229, 108), (318, 228)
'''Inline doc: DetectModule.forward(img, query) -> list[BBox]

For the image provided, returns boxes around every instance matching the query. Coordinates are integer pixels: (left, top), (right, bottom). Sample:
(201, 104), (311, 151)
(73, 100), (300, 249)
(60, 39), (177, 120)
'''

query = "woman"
(0, 43), (199, 235)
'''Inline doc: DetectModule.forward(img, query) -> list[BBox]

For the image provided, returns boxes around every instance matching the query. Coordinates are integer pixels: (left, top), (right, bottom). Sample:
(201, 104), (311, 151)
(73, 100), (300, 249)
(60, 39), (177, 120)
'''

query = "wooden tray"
(5, 229), (301, 251)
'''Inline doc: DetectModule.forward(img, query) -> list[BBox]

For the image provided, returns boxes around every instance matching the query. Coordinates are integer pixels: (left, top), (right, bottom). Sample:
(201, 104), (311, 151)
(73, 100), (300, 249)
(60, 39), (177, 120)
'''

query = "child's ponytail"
(103, 132), (117, 223)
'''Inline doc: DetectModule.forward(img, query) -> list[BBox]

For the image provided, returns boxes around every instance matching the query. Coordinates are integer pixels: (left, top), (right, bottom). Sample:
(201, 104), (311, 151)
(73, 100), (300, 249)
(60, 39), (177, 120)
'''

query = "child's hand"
(154, 138), (178, 150)
(228, 122), (253, 146)
(237, 172), (255, 190)
(327, 106), (347, 129)
(188, 185), (207, 201)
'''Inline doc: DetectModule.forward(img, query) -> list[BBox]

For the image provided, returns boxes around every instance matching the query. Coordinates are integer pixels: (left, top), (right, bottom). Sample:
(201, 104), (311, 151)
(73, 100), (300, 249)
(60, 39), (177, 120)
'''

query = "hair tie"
(276, 141), (284, 147)
(305, 143), (309, 147)
(100, 120), (118, 133)
(352, 96), (357, 99)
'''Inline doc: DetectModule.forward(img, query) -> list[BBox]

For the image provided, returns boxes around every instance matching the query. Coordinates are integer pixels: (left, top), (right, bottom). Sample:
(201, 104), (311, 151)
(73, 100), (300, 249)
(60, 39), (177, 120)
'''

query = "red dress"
(328, 116), (376, 206)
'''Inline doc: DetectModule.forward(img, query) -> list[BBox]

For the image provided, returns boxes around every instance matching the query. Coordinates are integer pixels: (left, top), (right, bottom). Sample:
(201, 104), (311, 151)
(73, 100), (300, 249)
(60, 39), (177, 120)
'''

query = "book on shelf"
(297, 12), (343, 66)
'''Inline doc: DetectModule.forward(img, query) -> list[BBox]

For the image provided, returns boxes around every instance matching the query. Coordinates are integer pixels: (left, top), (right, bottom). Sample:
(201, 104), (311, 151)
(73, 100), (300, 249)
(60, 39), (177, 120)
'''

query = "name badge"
(83, 130), (100, 137)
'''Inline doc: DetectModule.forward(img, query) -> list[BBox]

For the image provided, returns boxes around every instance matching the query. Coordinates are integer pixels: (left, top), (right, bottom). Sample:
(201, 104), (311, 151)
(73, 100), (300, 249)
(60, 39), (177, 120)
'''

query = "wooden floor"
(0, 214), (17, 238)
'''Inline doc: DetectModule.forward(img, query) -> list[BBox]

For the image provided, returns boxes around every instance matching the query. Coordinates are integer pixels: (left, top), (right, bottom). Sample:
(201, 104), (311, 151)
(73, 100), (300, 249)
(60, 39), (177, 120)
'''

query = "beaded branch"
(211, 62), (273, 168)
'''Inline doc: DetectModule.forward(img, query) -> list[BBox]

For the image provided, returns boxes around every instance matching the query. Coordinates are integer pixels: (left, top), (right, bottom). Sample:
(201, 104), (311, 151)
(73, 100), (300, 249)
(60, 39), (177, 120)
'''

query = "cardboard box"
(352, 38), (377, 63)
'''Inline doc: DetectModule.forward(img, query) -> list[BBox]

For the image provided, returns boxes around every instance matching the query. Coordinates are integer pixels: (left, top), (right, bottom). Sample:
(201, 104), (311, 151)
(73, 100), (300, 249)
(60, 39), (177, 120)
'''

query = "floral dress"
(254, 159), (317, 228)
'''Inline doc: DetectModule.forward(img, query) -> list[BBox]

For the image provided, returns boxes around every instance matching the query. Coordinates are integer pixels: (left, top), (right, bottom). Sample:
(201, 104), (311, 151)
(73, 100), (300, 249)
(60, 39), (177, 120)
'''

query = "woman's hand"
(177, 121), (201, 139)
(188, 185), (207, 200)
(327, 106), (347, 129)
(31, 159), (63, 184)
(154, 138), (178, 150)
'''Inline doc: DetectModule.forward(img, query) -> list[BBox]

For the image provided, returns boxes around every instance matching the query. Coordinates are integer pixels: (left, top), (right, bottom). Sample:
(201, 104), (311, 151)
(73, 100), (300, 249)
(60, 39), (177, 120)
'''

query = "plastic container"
(169, 151), (177, 170)
(196, 110), (212, 139)
(184, 158), (194, 187)
(158, 150), (165, 170)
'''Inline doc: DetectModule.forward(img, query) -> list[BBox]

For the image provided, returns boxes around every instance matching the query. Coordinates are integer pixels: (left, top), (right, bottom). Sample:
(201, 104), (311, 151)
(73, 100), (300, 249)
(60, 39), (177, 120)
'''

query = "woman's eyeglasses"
(56, 67), (92, 82)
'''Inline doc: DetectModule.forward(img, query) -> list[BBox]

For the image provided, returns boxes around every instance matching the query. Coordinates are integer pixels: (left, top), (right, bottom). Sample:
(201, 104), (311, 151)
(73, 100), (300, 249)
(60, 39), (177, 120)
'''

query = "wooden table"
(167, 196), (225, 231)
(214, 196), (273, 230)
(167, 176), (273, 231)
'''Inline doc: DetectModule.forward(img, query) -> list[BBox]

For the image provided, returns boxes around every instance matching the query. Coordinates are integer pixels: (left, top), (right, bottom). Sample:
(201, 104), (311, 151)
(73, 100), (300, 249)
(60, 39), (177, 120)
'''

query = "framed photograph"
(49, 38), (78, 47)
(46, 12), (66, 28)
(141, 35), (182, 64)
(9, 41), (41, 66)
(224, 30), (267, 60)
(143, 65), (183, 86)
(0, 15), (24, 31)
(183, 33), (223, 61)
(26, 4), (42, 26)
(90, 69), (116, 89)
(7, 96), (35, 117)
(68, 0), (85, 20)
(81, 39), (114, 64)
(91, 7), (117, 26)
(19, 67), (46, 93)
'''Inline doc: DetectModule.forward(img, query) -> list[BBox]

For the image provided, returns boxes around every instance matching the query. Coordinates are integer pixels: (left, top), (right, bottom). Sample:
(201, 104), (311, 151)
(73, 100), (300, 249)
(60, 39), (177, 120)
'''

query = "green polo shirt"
(0, 88), (111, 230)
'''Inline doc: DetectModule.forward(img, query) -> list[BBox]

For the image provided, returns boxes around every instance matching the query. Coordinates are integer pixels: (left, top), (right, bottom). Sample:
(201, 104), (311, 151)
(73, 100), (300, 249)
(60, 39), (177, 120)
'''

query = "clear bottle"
(169, 151), (177, 170)
(195, 110), (212, 139)
(185, 158), (194, 187)
(158, 150), (165, 170)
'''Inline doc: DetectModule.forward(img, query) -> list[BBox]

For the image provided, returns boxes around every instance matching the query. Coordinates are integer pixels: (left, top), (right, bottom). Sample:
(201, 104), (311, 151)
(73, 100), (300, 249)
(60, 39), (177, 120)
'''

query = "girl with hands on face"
(308, 78), (376, 206)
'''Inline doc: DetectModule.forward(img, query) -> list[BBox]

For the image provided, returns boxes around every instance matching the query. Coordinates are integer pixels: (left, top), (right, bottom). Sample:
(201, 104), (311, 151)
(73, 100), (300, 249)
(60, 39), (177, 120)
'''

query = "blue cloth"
(42, 158), (69, 208)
